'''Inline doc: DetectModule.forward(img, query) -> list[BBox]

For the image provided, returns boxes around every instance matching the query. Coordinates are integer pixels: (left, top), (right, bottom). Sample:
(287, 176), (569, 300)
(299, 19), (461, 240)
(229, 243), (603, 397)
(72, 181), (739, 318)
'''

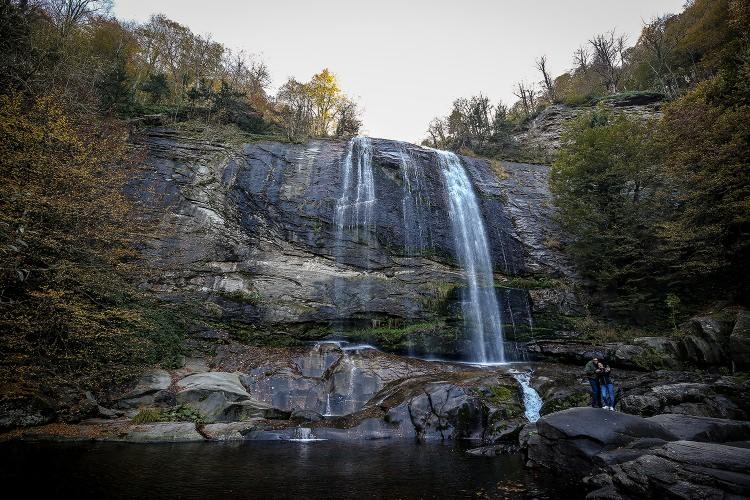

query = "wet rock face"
(133, 130), (574, 354)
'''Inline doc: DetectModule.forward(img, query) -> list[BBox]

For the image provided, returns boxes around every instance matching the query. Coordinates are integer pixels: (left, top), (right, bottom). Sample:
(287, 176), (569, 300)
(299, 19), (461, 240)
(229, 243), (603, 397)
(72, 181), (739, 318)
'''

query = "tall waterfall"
(436, 150), (505, 363)
(333, 137), (376, 315)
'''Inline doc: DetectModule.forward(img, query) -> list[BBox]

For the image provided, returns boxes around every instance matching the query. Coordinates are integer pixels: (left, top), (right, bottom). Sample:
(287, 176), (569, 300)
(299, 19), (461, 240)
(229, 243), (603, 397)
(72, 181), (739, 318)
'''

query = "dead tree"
(535, 55), (557, 103)
(589, 30), (627, 93)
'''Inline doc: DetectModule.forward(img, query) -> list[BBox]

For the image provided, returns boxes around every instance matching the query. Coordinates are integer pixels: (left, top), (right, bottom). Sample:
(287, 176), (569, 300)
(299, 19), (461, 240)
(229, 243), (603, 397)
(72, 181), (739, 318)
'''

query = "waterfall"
(333, 137), (376, 317)
(399, 145), (431, 255)
(289, 427), (325, 442)
(335, 137), (375, 241)
(436, 150), (505, 363)
(510, 371), (542, 423)
(323, 393), (334, 417)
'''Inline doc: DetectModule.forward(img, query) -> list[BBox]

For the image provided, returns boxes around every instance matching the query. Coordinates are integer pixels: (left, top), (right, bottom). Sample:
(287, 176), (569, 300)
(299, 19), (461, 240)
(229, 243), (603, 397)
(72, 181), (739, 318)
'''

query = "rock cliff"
(132, 129), (575, 358)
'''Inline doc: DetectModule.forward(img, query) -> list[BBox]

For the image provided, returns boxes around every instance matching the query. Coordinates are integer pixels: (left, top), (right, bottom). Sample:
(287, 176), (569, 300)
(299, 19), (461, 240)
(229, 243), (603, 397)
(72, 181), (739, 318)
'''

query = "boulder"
(678, 316), (733, 367)
(0, 393), (55, 430)
(201, 421), (260, 441)
(524, 340), (605, 364)
(620, 381), (746, 419)
(591, 441), (750, 499)
(175, 372), (270, 423)
(290, 409), (324, 422)
(646, 414), (750, 443)
(117, 422), (205, 442)
(526, 407), (676, 476)
(115, 369), (172, 409)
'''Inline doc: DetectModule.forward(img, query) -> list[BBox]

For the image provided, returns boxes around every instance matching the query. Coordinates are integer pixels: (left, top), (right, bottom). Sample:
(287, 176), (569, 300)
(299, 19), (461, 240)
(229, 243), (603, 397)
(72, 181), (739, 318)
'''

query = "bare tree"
(426, 117), (448, 148)
(334, 96), (361, 137)
(513, 81), (537, 118)
(589, 30), (627, 93)
(640, 15), (679, 97)
(42, 0), (113, 36)
(573, 46), (590, 72)
(535, 55), (557, 103)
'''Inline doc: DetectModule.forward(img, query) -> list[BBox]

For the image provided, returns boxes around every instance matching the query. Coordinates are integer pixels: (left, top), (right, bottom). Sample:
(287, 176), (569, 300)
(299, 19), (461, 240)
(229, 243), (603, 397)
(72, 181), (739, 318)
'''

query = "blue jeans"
(588, 378), (601, 407)
(601, 383), (616, 407)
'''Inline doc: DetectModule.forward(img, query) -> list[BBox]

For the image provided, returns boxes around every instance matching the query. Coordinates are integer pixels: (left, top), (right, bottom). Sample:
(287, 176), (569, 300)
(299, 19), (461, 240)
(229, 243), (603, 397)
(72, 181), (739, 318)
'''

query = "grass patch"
(131, 405), (205, 425)
(572, 316), (658, 343)
(632, 347), (671, 371)
(496, 275), (560, 290)
(346, 320), (449, 349)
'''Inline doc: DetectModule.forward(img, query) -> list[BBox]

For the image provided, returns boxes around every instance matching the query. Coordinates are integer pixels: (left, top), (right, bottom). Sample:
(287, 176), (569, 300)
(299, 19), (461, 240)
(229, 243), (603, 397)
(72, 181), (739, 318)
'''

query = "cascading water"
(335, 137), (375, 242)
(289, 427), (325, 442)
(333, 137), (376, 316)
(398, 145), (432, 255)
(510, 371), (542, 423)
(436, 150), (505, 363)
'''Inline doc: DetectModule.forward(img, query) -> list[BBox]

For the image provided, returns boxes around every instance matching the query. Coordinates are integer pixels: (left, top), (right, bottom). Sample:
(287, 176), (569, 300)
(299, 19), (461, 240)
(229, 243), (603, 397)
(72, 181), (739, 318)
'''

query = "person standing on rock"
(584, 356), (601, 407)
(597, 361), (616, 410)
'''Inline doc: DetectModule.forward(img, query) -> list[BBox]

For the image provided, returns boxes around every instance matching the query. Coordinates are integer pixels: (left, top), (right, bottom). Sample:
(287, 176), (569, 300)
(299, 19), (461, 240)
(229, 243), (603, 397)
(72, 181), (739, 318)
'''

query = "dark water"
(0, 441), (572, 499)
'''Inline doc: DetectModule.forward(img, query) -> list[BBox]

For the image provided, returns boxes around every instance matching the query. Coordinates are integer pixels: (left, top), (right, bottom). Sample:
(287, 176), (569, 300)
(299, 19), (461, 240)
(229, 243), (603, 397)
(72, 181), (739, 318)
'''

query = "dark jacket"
(584, 360), (598, 379)
(597, 366), (613, 385)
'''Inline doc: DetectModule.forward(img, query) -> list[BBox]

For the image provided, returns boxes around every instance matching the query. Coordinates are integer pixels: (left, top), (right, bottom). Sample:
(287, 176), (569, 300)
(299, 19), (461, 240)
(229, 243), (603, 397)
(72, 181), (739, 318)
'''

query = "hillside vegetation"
(424, 0), (749, 324)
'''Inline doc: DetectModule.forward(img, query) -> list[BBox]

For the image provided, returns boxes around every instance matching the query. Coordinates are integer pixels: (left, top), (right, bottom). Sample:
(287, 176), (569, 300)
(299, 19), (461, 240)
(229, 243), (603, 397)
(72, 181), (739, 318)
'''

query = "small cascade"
(289, 427), (325, 442)
(323, 394), (335, 417)
(436, 150), (505, 363)
(511, 371), (542, 423)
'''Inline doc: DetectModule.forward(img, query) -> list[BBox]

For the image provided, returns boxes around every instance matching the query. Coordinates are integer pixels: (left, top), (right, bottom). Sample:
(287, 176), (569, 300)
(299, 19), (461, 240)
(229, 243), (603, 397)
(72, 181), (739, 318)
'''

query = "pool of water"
(0, 441), (572, 499)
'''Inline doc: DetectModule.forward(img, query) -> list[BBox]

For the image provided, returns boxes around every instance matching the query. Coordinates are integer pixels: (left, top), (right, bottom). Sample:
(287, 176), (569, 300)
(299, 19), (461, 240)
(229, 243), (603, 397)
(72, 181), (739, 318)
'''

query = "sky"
(114, 0), (686, 143)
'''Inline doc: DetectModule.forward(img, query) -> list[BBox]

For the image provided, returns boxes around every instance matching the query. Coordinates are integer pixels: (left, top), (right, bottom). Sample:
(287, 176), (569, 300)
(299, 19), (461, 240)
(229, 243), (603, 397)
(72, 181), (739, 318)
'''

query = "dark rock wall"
(132, 130), (574, 353)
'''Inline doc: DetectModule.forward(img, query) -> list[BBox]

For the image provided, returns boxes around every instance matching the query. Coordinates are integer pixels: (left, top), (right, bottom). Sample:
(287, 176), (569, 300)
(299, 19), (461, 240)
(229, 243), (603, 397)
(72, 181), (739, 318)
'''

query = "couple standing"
(584, 356), (616, 410)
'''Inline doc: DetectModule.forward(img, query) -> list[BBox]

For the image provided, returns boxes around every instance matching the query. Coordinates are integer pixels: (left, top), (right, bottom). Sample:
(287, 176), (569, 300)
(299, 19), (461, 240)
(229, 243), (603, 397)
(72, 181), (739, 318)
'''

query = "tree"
(0, 92), (181, 392)
(573, 46), (590, 71)
(334, 96), (361, 137)
(307, 68), (340, 136)
(589, 30), (627, 93)
(97, 54), (135, 115)
(513, 81), (537, 118)
(277, 77), (313, 141)
(536, 55), (557, 103)
(550, 110), (664, 318)
(141, 72), (170, 104)
(42, 0), (112, 36)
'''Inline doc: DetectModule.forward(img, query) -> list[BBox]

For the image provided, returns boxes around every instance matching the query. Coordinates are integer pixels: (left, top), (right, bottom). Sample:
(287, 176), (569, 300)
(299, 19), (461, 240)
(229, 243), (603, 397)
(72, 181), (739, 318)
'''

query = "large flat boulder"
(527, 407), (676, 476)
(175, 372), (270, 423)
(647, 413), (750, 443)
(115, 369), (172, 409)
(116, 422), (205, 442)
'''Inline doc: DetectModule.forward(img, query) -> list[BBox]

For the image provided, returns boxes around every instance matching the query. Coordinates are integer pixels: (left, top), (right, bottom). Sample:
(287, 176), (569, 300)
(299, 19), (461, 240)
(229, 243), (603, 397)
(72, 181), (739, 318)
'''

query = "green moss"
(346, 320), (448, 349)
(540, 392), (590, 416)
(131, 407), (164, 424)
(496, 275), (560, 290)
(217, 289), (262, 305)
(632, 347), (670, 371)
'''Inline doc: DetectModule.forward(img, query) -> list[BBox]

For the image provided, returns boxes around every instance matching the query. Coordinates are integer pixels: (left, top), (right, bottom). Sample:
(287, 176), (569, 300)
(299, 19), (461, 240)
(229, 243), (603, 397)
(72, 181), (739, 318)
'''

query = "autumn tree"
(307, 68), (341, 136)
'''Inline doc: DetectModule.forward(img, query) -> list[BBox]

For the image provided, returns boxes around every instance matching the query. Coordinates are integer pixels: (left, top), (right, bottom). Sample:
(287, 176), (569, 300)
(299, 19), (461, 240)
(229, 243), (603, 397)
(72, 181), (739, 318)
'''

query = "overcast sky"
(114, 0), (686, 143)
